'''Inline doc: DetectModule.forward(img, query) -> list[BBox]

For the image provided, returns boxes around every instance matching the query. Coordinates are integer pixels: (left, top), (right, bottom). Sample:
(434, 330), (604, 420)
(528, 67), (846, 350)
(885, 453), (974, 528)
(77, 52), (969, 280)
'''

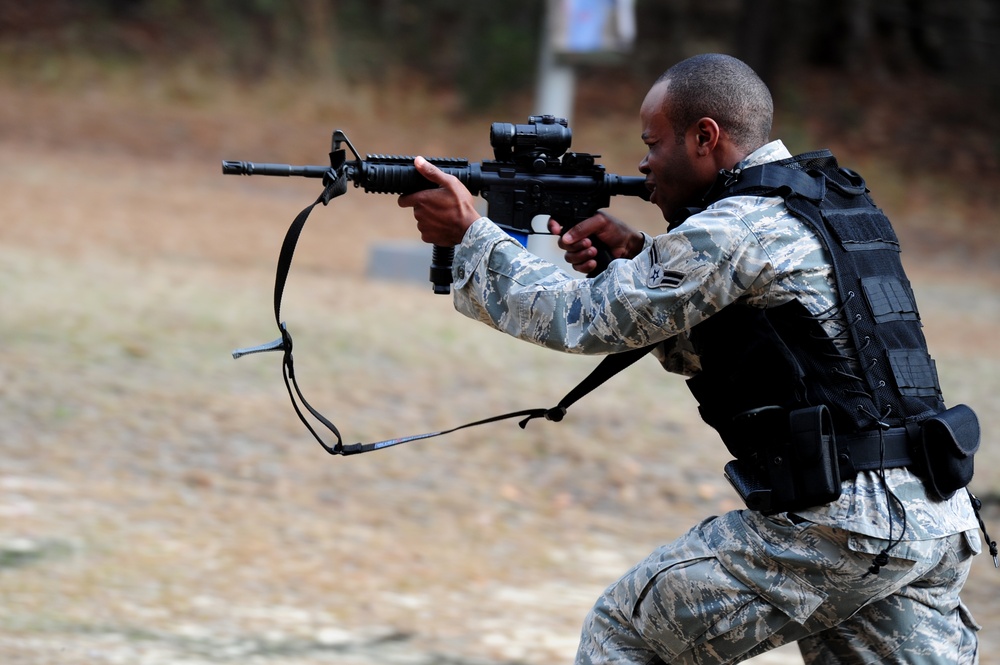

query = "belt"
(836, 427), (916, 478)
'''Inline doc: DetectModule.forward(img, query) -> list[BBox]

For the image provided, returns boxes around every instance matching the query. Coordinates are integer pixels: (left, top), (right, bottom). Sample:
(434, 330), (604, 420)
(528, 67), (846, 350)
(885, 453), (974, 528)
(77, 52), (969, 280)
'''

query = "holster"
(725, 404), (841, 514)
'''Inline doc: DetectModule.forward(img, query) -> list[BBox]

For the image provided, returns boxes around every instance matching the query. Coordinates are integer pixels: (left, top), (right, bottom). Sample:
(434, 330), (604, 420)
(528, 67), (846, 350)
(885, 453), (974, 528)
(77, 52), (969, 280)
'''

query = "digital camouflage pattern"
(575, 510), (979, 664)
(449, 140), (981, 663)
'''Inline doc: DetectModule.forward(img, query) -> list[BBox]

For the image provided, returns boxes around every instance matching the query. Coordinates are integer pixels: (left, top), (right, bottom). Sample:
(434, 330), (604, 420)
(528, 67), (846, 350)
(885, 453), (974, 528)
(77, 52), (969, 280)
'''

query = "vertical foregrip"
(429, 245), (455, 295)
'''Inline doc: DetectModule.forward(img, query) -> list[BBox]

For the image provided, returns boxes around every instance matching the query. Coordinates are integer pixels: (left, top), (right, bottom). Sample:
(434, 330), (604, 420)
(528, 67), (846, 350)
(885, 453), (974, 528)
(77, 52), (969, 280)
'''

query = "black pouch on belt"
(916, 404), (980, 500)
(768, 404), (841, 510)
(725, 404), (841, 513)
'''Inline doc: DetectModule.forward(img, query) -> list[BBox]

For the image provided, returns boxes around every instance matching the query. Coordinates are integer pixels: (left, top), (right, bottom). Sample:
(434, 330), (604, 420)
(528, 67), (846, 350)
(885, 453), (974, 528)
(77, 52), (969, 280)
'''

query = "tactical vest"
(680, 150), (947, 475)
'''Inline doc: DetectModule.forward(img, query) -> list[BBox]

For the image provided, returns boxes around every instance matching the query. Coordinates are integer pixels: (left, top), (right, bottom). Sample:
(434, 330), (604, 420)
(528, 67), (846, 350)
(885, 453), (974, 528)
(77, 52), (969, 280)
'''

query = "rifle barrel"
(222, 161), (332, 178)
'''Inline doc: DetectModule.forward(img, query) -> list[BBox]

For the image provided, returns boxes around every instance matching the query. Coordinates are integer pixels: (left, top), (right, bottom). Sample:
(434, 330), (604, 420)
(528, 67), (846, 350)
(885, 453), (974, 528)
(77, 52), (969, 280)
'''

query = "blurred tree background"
(1, 0), (997, 203)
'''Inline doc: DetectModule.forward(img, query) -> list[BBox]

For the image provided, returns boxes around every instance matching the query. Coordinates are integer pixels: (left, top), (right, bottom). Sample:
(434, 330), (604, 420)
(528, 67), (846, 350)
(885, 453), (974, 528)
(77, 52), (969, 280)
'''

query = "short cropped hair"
(657, 54), (773, 152)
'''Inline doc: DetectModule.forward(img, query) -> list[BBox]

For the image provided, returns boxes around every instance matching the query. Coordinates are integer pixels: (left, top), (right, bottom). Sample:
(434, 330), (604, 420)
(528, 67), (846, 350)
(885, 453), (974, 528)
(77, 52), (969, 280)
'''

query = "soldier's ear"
(693, 118), (720, 154)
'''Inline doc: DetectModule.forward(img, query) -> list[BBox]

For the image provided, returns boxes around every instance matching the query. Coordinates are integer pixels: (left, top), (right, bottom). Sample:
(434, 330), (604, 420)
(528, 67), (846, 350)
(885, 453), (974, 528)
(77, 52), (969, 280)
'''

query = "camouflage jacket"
(450, 140), (978, 549)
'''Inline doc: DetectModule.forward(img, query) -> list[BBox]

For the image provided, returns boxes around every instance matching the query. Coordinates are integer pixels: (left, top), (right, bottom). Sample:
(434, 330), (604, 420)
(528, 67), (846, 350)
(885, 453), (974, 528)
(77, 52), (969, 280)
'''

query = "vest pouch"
(791, 404), (841, 503)
(767, 404), (841, 511)
(917, 404), (980, 500)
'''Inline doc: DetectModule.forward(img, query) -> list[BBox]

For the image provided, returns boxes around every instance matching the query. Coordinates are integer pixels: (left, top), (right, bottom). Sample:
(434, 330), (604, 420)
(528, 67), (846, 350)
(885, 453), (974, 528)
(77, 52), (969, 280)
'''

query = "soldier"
(399, 53), (984, 663)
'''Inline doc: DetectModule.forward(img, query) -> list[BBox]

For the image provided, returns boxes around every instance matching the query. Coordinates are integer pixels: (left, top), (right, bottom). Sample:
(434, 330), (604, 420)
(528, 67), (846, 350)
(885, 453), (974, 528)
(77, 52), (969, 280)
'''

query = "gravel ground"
(1, 81), (999, 665)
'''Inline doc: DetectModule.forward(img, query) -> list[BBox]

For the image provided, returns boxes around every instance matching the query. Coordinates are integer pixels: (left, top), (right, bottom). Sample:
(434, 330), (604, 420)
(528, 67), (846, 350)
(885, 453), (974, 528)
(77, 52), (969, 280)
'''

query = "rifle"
(222, 114), (650, 294)
(221, 115), (653, 456)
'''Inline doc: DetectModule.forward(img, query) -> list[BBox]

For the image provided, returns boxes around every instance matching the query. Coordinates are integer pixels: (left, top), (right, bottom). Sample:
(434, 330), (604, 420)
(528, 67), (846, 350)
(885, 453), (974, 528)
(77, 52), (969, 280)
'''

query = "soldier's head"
(639, 54), (773, 219)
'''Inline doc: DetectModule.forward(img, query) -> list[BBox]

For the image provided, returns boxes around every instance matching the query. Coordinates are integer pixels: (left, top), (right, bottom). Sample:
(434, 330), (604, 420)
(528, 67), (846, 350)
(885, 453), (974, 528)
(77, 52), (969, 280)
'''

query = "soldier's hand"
(548, 212), (645, 274)
(398, 156), (481, 246)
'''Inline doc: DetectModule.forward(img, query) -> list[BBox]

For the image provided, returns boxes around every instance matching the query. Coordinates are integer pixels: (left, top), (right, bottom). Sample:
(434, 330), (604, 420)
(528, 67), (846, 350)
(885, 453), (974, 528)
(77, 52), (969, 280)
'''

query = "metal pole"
(532, 0), (578, 269)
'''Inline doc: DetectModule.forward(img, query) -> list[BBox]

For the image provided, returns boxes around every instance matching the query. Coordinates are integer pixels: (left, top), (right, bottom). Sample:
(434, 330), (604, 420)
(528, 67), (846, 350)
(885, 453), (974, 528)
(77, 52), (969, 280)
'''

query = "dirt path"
(1, 82), (998, 665)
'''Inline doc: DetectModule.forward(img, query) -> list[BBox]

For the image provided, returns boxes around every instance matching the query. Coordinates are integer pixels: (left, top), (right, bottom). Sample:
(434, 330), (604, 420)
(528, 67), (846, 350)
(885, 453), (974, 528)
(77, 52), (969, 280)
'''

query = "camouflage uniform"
(450, 141), (981, 664)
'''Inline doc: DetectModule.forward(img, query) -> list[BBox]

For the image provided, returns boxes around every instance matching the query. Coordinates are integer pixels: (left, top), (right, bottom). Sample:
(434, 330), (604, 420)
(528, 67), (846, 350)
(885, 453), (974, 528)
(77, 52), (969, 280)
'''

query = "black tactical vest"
(679, 150), (945, 461)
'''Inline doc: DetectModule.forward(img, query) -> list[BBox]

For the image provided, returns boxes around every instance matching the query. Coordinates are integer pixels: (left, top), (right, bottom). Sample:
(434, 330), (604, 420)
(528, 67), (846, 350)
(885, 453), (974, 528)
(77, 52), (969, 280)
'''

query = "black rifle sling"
(233, 178), (654, 456)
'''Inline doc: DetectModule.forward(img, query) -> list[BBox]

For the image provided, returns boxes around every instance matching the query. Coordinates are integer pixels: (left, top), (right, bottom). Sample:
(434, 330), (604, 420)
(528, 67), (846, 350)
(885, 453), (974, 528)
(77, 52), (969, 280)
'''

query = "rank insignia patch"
(647, 265), (685, 289)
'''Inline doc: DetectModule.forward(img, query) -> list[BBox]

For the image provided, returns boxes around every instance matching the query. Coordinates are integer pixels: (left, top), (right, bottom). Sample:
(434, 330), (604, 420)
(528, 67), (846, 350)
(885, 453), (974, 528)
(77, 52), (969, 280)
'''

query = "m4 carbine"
(222, 114), (650, 294)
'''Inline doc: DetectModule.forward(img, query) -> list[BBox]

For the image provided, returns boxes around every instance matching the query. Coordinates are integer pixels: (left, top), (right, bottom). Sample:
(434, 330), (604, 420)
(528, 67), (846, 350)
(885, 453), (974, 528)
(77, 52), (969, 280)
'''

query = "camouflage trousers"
(576, 510), (980, 664)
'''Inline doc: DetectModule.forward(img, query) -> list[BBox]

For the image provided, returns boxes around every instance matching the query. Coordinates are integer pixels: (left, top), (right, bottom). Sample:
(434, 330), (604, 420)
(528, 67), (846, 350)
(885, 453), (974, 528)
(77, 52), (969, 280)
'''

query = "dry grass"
(1, 68), (999, 664)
